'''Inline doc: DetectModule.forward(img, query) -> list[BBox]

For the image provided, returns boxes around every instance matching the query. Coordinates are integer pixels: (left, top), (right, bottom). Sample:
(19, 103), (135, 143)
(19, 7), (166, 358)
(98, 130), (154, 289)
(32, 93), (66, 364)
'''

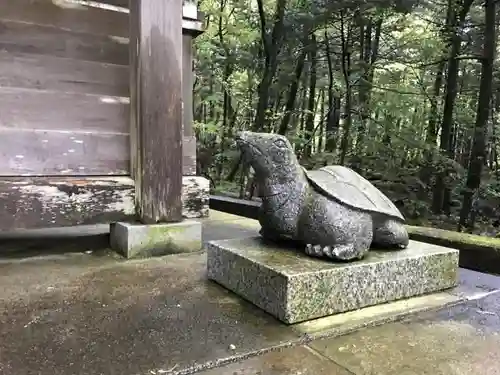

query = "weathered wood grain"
(0, 87), (129, 133)
(130, 0), (184, 223)
(0, 177), (135, 231)
(0, 20), (128, 65)
(0, 129), (129, 176)
(1, 0), (128, 37)
(0, 51), (128, 96)
(0, 175), (209, 231)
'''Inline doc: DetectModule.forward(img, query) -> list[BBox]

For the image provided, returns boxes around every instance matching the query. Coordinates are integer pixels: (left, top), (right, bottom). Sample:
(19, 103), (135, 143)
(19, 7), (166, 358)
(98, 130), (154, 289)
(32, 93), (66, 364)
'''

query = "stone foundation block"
(110, 220), (202, 259)
(206, 237), (459, 324)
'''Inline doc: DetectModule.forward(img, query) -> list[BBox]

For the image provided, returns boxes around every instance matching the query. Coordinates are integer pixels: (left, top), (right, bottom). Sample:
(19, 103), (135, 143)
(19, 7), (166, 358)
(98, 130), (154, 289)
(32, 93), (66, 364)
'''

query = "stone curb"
(407, 226), (500, 275)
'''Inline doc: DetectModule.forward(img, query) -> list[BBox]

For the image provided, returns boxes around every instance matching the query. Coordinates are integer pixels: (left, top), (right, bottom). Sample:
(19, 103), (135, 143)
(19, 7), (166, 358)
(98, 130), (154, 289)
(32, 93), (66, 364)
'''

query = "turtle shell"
(304, 165), (405, 221)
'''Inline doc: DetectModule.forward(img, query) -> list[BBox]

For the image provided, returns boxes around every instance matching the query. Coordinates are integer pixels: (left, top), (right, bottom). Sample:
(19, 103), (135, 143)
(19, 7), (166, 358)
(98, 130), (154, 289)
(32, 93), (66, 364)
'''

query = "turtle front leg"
(305, 242), (369, 261)
(299, 195), (374, 261)
(259, 228), (281, 242)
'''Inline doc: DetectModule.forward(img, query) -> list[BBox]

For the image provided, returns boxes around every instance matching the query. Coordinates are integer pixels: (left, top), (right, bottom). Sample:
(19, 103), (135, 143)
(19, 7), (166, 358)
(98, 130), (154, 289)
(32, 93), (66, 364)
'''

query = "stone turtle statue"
(236, 131), (409, 261)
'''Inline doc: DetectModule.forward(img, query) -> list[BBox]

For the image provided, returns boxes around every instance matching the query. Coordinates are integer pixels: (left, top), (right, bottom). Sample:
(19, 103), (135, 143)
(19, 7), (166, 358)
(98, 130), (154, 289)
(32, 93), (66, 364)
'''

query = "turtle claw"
(331, 244), (366, 261)
(305, 244), (319, 257)
(305, 243), (367, 261)
(305, 244), (333, 258)
(323, 246), (333, 257)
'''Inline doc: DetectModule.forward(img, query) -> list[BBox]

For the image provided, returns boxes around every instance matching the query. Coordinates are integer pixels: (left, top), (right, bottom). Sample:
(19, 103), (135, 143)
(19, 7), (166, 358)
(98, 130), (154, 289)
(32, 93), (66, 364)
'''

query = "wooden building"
(0, 0), (208, 232)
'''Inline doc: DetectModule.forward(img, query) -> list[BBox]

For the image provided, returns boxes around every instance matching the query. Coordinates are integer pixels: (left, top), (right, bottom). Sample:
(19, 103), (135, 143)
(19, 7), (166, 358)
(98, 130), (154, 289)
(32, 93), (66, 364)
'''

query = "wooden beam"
(2, 0), (129, 38)
(0, 88), (129, 133)
(0, 86), (130, 176)
(0, 177), (135, 231)
(209, 195), (261, 220)
(0, 20), (128, 66)
(97, 0), (129, 8)
(0, 51), (128, 96)
(130, 0), (184, 224)
(0, 176), (208, 231)
(0, 128), (129, 176)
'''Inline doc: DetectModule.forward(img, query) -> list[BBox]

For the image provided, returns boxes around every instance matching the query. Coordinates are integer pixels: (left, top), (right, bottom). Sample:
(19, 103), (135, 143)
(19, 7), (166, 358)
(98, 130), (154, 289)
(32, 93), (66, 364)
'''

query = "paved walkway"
(0, 211), (499, 375)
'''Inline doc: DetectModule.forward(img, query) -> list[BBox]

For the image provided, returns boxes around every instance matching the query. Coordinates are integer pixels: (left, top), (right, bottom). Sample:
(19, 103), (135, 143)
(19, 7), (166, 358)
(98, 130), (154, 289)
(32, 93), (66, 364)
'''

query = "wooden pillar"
(130, 0), (183, 224)
(182, 34), (196, 176)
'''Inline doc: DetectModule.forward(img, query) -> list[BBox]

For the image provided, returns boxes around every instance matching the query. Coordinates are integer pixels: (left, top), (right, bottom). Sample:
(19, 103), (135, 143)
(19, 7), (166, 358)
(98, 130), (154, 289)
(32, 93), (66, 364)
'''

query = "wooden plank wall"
(0, 0), (199, 230)
(0, 0), (130, 176)
(1, 0), (197, 177)
(0, 0), (135, 230)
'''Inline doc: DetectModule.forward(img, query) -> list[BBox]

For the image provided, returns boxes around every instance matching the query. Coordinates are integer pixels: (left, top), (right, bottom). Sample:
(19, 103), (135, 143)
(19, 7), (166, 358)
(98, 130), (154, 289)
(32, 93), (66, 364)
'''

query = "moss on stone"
(406, 225), (500, 252)
(125, 223), (201, 258)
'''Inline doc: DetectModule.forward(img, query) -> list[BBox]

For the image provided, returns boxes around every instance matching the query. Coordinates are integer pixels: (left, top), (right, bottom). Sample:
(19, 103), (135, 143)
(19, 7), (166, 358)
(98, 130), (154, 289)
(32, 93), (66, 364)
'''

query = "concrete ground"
(0, 211), (500, 375)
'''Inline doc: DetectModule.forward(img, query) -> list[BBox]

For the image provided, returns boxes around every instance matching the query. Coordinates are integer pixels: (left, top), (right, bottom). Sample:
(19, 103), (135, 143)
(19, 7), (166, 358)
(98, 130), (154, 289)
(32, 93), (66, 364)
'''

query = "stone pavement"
(0, 211), (499, 374)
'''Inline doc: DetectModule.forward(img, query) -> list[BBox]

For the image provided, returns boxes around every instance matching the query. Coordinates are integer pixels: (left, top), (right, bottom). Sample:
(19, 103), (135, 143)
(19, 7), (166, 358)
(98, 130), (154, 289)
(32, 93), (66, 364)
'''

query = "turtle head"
(235, 131), (299, 179)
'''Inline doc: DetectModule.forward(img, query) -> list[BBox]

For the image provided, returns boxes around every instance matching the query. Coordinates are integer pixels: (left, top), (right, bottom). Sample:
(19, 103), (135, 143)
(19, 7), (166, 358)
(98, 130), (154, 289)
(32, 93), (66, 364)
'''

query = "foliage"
(193, 0), (500, 236)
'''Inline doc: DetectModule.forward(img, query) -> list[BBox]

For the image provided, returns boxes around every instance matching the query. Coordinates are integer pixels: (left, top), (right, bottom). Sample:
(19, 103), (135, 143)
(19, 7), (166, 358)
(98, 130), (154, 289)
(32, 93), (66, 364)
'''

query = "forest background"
(192, 0), (500, 236)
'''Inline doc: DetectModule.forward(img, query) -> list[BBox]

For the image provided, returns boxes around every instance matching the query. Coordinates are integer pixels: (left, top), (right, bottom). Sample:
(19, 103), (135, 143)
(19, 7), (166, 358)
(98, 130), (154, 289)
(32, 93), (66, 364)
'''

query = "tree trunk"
(324, 29), (341, 152)
(318, 89), (325, 153)
(420, 60), (445, 189)
(253, 0), (287, 131)
(487, 90), (500, 170)
(356, 17), (382, 155)
(209, 67), (215, 121)
(300, 82), (307, 132)
(304, 34), (317, 158)
(339, 13), (352, 166)
(458, 0), (496, 230)
(491, 90), (500, 178)
(278, 47), (307, 135)
(215, 0), (233, 181)
(382, 112), (395, 147)
(432, 0), (475, 214)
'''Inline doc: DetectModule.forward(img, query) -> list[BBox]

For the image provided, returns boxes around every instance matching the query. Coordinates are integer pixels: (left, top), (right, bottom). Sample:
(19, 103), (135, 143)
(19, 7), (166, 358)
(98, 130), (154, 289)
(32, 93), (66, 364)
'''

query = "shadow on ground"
(0, 224), (111, 259)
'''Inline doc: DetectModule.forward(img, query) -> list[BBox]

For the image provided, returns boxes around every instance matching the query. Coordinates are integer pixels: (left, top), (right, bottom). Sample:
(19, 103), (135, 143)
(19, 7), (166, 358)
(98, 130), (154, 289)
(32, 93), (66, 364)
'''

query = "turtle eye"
(273, 138), (287, 148)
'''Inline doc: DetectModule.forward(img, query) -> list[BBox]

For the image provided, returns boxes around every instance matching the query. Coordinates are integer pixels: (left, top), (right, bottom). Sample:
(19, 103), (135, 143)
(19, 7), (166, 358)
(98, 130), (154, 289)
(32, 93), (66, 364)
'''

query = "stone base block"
(206, 237), (459, 324)
(110, 220), (202, 259)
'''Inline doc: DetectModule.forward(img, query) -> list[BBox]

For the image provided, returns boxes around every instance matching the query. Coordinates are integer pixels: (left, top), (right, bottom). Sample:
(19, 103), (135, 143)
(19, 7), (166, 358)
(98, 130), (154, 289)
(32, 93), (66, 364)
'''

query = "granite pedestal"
(206, 237), (459, 324)
(110, 220), (202, 259)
